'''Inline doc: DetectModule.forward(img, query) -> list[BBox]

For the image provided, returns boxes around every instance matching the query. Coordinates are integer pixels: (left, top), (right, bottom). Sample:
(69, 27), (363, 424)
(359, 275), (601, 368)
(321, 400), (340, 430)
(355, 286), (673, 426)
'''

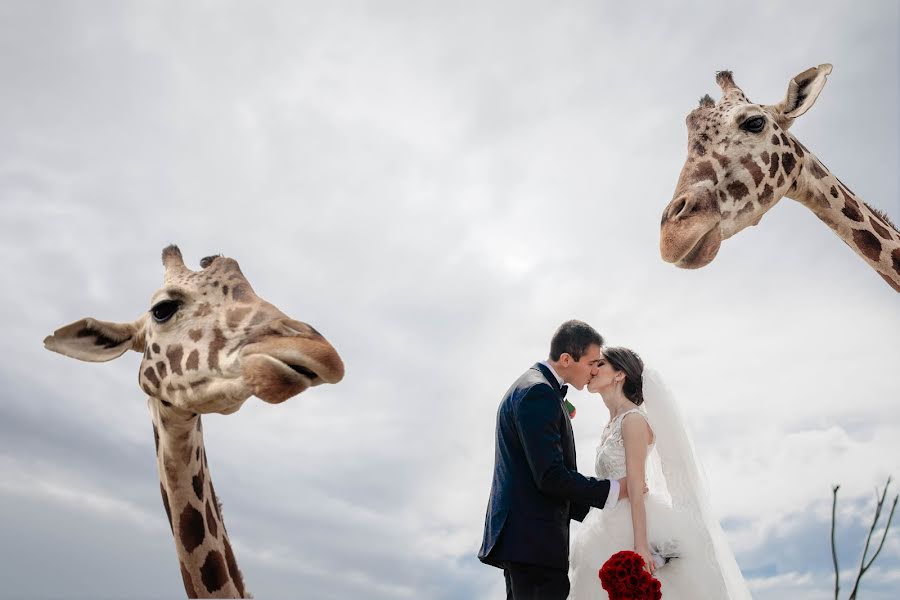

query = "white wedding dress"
(568, 372), (752, 599)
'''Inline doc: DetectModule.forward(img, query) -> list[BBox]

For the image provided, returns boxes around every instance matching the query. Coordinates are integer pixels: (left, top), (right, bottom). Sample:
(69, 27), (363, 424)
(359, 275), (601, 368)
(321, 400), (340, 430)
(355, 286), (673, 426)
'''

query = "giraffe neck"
(790, 151), (900, 292)
(149, 397), (248, 598)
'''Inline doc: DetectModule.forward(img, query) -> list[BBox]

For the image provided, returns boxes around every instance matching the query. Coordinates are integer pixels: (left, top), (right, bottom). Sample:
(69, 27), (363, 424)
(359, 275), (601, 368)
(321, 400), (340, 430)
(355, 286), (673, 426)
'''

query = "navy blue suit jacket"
(478, 363), (612, 570)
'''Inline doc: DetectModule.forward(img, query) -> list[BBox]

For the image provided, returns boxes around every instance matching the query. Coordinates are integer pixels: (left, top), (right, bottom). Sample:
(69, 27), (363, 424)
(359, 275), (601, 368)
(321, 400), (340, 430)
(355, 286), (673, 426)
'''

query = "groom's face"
(563, 344), (603, 390)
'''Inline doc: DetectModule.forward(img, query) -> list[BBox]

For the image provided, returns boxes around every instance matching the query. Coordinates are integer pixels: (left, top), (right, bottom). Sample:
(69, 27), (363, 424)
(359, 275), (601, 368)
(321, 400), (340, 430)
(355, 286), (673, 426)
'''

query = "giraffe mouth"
(285, 362), (319, 380)
(239, 352), (325, 403)
(673, 226), (722, 269)
(262, 354), (321, 383)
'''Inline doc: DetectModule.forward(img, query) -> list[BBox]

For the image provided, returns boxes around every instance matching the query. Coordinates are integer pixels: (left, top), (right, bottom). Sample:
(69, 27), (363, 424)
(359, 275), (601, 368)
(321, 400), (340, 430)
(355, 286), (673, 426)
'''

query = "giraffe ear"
(44, 317), (146, 362)
(768, 63), (832, 129)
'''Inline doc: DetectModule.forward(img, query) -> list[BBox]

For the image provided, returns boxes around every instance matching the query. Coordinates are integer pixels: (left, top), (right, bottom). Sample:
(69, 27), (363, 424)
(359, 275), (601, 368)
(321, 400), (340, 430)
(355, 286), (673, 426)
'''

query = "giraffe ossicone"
(660, 64), (900, 292)
(44, 245), (345, 598)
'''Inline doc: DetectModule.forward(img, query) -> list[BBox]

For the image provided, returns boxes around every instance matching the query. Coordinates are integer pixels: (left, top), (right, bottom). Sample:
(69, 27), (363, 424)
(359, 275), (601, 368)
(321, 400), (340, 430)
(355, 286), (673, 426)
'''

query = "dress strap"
(617, 408), (644, 421)
(619, 408), (654, 444)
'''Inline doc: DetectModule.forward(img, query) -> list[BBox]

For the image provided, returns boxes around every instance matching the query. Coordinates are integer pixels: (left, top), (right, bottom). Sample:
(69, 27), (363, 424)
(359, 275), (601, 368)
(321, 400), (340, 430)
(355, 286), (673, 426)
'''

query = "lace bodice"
(594, 408), (651, 480)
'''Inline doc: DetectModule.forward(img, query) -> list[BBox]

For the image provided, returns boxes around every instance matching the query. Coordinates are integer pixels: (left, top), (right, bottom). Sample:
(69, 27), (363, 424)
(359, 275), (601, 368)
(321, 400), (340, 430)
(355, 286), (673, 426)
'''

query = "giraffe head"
(44, 245), (344, 414)
(660, 64), (833, 268)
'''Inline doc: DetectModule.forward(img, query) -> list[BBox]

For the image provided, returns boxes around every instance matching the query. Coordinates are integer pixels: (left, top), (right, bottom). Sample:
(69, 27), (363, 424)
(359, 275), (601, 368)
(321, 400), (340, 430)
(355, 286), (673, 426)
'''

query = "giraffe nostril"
(667, 196), (689, 221)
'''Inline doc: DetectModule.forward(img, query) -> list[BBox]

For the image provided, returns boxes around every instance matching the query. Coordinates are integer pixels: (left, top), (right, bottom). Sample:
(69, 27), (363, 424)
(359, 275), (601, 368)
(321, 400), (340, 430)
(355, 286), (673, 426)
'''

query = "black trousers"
(503, 562), (569, 600)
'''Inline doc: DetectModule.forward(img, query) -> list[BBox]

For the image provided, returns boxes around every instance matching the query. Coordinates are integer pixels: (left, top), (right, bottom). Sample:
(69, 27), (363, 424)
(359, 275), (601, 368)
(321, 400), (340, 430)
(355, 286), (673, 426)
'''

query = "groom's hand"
(617, 478), (649, 501)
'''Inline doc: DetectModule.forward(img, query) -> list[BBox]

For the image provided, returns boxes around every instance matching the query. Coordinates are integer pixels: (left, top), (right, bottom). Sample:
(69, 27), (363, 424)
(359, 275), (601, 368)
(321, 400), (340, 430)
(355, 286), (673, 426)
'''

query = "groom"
(479, 320), (628, 599)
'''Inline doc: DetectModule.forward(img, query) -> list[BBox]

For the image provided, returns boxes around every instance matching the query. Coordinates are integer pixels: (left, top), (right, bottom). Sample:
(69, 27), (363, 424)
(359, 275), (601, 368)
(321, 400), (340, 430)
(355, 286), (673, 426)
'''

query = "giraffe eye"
(740, 115), (766, 133)
(150, 300), (181, 324)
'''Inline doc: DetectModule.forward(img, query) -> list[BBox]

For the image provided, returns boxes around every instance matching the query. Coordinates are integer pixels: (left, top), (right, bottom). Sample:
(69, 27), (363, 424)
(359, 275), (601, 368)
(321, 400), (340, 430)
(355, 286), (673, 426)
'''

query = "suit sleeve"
(514, 385), (611, 508)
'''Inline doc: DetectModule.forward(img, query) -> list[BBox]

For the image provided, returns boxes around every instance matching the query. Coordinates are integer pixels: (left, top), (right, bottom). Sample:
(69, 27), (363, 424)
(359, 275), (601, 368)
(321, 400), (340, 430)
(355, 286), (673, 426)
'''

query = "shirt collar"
(539, 360), (565, 387)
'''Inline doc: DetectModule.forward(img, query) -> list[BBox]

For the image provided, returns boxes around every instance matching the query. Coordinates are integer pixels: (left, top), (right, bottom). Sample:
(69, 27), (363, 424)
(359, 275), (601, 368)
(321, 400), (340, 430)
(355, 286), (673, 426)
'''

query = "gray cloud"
(1, 1), (898, 598)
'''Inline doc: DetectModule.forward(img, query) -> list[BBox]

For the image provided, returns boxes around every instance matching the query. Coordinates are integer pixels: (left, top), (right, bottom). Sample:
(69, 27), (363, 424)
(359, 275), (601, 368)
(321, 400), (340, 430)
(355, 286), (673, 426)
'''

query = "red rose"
(598, 550), (662, 600)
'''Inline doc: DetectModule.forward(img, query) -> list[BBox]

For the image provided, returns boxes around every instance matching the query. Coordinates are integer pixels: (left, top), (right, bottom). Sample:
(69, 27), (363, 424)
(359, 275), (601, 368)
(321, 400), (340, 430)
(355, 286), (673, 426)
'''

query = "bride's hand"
(635, 544), (656, 575)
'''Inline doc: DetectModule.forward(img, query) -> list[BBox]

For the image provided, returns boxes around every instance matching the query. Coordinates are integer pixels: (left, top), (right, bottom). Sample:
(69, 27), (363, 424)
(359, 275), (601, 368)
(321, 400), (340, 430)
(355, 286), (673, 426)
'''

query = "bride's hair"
(603, 347), (645, 406)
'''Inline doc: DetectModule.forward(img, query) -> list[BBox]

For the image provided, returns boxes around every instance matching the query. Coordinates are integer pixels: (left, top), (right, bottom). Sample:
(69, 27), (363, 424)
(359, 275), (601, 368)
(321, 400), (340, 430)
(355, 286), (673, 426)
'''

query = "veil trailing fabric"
(641, 368), (753, 600)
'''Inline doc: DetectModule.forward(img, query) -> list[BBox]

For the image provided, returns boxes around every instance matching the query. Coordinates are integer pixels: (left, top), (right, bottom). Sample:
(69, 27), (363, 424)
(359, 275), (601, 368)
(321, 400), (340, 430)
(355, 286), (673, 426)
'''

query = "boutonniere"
(565, 399), (577, 419)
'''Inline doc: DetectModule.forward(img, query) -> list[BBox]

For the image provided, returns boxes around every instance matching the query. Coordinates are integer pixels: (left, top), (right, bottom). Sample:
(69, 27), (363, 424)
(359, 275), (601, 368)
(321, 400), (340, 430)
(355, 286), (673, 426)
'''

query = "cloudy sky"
(1, 1), (898, 599)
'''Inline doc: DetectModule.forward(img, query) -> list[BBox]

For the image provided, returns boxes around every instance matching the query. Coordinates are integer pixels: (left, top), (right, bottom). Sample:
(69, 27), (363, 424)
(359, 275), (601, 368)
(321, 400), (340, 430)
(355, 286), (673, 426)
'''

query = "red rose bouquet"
(598, 550), (662, 600)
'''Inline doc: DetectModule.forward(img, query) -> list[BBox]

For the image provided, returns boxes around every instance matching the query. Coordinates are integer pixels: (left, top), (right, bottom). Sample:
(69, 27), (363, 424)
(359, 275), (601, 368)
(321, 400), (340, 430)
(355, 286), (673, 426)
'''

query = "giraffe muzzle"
(660, 192), (723, 268)
(238, 322), (345, 404)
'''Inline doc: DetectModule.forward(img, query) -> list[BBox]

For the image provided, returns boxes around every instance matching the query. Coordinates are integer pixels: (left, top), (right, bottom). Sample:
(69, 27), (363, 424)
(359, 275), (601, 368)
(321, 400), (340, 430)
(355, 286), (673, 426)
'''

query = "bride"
(568, 347), (752, 599)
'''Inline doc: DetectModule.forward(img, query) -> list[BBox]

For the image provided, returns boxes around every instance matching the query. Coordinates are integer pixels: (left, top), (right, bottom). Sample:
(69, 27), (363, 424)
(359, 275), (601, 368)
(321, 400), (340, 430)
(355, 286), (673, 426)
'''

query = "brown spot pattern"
(180, 562), (197, 598)
(760, 151), (770, 165)
(843, 200), (864, 223)
(712, 151), (729, 168)
(759, 184), (774, 206)
(206, 499), (219, 539)
(193, 303), (212, 318)
(167, 345), (184, 376)
(222, 285), (229, 297)
(771, 134), (780, 146)
(868, 208), (897, 233)
(852, 229), (882, 262)
(224, 535), (245, 597)
(152, 343), (160, 354)
(192, 468), (205, 501)
(726, 181), (750, 201)
(830, 186), (838, 198)
(186, 350), (200, 371)
(208, 328), (226, 371)
(781, 153), (796, 175)
(226, 307), (252, 330)
(870, 219), (891, 240)
(809, 191), (830, 210)
(248, 310), (269, 327)
(893, 248), (900, 274)
(144, 367), (160, 389)
(210, 480), (222, 524)
(200, 550), (230, 593)
(691, 161), (718, 185)
(776, 174), (785, 188)
(810, 161), (828, 179)
(188, 329), (203, 342)
(160, 483), (174, 534)
(179, 504), (206, 553)
(768, 153), (780, 178)
(156, 361), (168, 380)
(740, 155), (764, 186)
(232, 283), (252, 303)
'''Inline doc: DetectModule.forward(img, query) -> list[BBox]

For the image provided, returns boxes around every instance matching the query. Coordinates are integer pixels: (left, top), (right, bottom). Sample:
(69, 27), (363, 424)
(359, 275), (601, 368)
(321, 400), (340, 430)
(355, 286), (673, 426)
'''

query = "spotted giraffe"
(44, 245), (345, 598)
(660, 64), (900, 292)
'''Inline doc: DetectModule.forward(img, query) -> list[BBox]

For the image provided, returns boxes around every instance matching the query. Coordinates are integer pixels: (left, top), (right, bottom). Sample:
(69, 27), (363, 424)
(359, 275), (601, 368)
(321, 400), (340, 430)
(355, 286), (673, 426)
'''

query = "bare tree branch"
(831, 484), (840, 600)
(848, 477), (897, 600)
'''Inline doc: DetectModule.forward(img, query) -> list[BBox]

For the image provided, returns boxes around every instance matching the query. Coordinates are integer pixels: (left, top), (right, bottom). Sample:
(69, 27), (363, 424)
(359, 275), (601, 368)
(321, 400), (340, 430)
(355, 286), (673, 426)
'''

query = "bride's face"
(587, 353), (622, 393)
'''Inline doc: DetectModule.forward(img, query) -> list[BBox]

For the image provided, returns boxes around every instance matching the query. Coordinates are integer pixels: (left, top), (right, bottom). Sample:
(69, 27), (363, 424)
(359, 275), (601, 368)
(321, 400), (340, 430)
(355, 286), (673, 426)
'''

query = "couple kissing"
(478, 320), (751, 600)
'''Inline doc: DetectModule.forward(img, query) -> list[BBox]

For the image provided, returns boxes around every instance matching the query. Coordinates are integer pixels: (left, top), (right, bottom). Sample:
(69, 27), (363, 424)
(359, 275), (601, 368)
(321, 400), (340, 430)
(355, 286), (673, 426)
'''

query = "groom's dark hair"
(549, 320), (603, 362)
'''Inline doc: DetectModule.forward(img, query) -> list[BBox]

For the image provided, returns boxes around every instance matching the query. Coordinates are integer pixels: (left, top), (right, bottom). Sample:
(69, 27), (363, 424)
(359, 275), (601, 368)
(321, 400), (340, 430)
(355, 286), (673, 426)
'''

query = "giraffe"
(660, 64), (900, 292)
(43, 245), (345, 598)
